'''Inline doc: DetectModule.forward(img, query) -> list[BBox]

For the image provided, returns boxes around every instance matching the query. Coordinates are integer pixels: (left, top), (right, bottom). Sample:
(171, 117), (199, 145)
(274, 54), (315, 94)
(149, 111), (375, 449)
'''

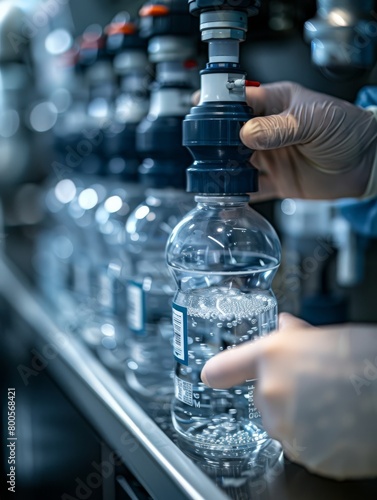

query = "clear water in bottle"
(172, 273), (278, 458)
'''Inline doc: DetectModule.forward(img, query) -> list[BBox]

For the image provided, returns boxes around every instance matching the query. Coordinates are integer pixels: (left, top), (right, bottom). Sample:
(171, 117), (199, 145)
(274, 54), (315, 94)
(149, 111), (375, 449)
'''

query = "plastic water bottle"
(35, 26), (115, 325)
(166, 195), (281, 461)
(124, 188), (194, 401)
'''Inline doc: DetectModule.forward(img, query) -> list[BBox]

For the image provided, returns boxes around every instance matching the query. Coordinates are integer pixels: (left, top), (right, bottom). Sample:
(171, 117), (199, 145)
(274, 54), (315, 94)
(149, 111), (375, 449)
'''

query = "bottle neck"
(195, 195), (249, 208)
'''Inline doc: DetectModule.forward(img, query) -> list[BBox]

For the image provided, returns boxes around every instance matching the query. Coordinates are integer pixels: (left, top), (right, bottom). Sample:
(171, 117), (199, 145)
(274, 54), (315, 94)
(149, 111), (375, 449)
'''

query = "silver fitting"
(202, 28), (246, 42)
(200, 10), (248, 42)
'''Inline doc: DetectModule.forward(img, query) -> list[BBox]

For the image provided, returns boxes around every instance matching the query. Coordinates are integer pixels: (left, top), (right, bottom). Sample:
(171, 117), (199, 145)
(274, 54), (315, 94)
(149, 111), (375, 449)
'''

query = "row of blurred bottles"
(35, 2), (198, 414)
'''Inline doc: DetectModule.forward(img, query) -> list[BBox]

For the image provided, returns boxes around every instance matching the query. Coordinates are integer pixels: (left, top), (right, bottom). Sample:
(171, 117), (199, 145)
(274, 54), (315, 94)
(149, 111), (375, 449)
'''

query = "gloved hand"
(201, 313), (377, 480)
(241, 82), (377, 201)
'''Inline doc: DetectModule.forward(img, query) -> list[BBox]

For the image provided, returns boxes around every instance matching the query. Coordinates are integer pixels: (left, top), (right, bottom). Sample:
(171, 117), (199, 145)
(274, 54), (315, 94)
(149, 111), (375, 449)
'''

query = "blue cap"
(183, 101), (258, 194)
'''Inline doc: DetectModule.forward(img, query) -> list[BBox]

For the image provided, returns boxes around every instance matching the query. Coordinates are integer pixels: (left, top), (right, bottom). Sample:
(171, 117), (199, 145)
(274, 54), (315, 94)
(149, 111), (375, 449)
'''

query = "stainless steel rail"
(0, 256), (229, 500)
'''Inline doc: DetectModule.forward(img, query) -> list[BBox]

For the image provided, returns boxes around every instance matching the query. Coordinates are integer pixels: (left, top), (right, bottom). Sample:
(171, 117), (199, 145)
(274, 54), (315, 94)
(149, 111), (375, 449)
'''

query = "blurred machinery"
(305, 0), (377, 78)
(0, 2), (45, 190)
(272, 1), (377, 324)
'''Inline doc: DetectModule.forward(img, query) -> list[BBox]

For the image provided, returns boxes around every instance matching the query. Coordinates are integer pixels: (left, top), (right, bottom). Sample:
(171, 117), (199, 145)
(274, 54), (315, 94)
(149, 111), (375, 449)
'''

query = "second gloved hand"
(201, 313), (377, 480)
(241, 82), (377, 201)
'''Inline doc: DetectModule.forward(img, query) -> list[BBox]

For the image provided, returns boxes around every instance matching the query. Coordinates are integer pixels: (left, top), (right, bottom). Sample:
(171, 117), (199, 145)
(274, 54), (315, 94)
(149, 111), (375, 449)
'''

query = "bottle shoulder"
(167, 202), (281, 272)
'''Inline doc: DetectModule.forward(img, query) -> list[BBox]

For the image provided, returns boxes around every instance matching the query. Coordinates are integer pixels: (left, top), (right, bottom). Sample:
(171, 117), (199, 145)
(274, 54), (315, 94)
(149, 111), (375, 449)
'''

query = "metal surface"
(0, 256), (228, 500)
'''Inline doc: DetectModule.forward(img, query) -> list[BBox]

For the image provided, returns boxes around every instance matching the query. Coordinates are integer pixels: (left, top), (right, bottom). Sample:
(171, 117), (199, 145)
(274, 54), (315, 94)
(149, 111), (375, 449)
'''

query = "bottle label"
(127, 280), (145, 334)
(175, 376), (193, 406)
(172, 303), (188, 365)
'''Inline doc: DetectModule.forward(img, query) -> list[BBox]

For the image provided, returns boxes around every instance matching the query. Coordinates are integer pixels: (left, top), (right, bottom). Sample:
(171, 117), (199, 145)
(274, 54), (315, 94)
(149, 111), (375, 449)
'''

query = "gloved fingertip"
(200, 362), (218, 388)
(201, 354), (237, 389)
(278, 312), (295, 328)
(201, 355), (226, 388)
(200, 368), (209, 386)
(201, 341), (261, 389)
(240, 118), (265, 149)
(241, 113), (300, 150)
(240, 117), (285, 150)
(279, 312), (312, 330)
(192, 90), (200, 105)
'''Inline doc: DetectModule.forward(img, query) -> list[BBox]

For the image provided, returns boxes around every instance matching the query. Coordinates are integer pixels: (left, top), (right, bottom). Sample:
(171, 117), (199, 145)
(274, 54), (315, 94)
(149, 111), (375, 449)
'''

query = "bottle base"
(173, 417), (270, 464)
(180, 438), (284, 495)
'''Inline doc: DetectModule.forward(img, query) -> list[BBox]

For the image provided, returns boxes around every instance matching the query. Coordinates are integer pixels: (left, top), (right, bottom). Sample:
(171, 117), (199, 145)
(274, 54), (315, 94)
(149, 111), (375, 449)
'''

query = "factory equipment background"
(0, 1), (377, 499)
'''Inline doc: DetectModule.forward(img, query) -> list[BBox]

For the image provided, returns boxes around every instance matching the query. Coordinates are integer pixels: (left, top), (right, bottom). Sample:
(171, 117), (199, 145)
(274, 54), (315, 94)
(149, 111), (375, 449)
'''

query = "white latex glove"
(201, 313), (377, 480)
(241, 82), (377, 201)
